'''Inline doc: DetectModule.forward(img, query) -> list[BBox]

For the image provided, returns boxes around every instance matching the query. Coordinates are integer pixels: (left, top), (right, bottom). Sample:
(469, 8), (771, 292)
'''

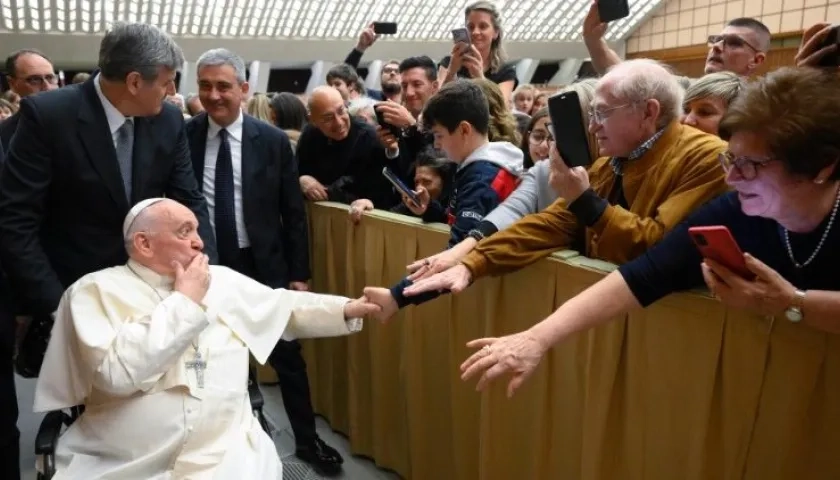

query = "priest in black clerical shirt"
(297, 86), (397, 209)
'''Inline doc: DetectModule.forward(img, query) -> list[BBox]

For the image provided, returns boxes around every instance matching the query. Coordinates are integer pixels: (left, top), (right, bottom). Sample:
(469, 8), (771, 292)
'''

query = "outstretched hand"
(343, 295), (382, 319)
(460, 331), (547, 398)
(362, 287), (400, 323)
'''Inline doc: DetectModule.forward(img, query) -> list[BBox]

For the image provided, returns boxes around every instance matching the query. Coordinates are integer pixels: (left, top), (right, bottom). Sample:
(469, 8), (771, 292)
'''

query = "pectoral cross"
(185, 350), (207, 388)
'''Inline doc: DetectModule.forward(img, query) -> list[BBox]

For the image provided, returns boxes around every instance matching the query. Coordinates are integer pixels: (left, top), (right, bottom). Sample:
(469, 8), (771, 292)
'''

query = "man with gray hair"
(388, 59), (732, 310)
(0, 22), (217, 387)
(33, 197), (377, 479)
(186, 48), (344, 476)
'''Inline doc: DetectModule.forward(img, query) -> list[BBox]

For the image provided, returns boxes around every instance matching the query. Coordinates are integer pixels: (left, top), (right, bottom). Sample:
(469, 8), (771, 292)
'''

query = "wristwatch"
(785, 289), (807, 322)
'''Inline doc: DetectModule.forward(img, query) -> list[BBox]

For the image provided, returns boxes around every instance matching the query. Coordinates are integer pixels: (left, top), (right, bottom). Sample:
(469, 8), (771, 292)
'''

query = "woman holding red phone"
(456, 67), (840, 397)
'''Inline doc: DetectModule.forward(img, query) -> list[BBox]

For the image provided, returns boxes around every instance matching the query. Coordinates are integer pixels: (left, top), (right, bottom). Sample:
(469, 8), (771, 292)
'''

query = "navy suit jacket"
(0, 77), (217, 316)
(186, 112), (310, 288)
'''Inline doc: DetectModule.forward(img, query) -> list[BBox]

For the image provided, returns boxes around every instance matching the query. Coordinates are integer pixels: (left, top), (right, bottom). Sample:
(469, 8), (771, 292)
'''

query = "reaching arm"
(568, 147), (728, 264)
(166, 119), (219, 263)
(81, 291), (209, 397)
(276, 133), (311, 282)
(0, 98), (64, 316)
(482, 164), (544, 234)
(461, 198), (580, 280)
(530, 270), (640, 347)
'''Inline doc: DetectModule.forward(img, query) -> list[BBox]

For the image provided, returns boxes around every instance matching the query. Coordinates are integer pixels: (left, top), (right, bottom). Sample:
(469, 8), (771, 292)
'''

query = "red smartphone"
(688, 226), (753, 278)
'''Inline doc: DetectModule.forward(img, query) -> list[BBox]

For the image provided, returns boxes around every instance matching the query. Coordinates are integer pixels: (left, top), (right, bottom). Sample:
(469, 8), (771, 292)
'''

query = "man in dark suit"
(185, 48), (343, 476)
(0, 140), (19, 480)
(0, 22), (217, 374)
(0, 49), (58, 151)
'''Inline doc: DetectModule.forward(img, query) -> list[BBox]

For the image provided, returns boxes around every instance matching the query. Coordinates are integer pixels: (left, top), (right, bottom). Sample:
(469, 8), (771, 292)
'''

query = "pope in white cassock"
(33, 198), (380, 480)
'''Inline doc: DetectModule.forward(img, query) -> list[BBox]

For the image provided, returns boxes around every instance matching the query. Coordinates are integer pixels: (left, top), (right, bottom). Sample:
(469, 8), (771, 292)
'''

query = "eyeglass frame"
(718, 151), (773, 180)
(707, 34), (760, 53)
(528, 127), (553, 145)
(588, 103), (635, 125)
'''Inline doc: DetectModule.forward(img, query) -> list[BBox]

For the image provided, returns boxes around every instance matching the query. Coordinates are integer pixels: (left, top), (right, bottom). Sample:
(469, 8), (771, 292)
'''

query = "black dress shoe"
(295, 437), (344, 476)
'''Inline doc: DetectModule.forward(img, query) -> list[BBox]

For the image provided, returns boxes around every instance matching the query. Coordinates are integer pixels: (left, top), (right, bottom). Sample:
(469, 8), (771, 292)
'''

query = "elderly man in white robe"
(33, 198), (380, 479)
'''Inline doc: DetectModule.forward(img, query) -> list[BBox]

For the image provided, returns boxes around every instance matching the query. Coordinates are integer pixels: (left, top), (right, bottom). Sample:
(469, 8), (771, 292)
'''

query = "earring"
(816, 179), (826, 184)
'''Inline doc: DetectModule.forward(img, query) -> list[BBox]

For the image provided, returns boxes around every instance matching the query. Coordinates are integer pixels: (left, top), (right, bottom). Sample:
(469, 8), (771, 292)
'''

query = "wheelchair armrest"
(35, 410), (70, 455)
(248, 367), (264, 410)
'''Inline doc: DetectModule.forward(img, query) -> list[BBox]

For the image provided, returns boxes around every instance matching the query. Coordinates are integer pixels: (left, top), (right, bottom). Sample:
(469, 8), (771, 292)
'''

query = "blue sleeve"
(617, 192), (738, 307)
(446, 168), (505, 248)
(391, 166), (507, 308)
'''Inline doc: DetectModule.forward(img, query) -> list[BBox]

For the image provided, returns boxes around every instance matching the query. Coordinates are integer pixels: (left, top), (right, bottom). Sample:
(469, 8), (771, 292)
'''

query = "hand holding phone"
(382, 167), (421, 206)
(689, 226), (753, 279)
(375, 105), (402, 138)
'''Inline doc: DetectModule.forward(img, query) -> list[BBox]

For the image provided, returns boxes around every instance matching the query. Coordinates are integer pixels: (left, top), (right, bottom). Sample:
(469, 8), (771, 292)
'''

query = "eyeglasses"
(528, 129), (553, 145)
(382, 67), (399, 75)
(707, 34), (759, 53)
(718, 151), (772, 180)
(16, 74), (58, 87)
(588, 103), (632, 124)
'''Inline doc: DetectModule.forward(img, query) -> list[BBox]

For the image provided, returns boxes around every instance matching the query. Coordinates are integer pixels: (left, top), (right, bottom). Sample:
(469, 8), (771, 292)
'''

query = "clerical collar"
(126, 259), (174, 288)
(610, 127), (666, 176)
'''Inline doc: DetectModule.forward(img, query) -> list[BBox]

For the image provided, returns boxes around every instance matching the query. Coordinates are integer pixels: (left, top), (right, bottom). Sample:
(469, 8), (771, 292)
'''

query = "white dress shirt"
(93, 73), (133, 147)
(202, 112), (250, 248)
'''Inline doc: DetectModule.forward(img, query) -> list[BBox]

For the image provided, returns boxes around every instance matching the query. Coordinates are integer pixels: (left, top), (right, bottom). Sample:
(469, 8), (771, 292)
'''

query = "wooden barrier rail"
(299, 202), (840, 480)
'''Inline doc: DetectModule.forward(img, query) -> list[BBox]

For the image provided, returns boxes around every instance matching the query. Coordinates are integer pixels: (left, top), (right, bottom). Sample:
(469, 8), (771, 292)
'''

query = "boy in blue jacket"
(364, 79), (523, 320)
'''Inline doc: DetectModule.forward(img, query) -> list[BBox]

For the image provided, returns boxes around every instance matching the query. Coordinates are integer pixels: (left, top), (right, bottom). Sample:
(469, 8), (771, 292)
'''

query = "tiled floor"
(16, 375), (401, 480)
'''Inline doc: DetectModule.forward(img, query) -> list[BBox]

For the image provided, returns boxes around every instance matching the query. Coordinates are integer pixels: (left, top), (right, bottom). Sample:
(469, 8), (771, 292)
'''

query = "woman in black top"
(457, 67), (840, 397)
(438, 1), (518, 100)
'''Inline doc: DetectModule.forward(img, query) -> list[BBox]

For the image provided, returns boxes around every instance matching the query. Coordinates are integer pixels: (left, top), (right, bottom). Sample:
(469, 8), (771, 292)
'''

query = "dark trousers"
(0, 307), (20, 480)
(225, 247), (317, 447)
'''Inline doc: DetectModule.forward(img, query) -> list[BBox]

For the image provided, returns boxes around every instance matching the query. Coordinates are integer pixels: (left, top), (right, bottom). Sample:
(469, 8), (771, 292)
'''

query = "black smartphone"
(375, 105), (402, 138)
(817, 25), (840, 68)
(598, 0), (630, 23)
(382, 167), (421, 205)
(373, 22), (398, 35)
(547, 91), (592, 169)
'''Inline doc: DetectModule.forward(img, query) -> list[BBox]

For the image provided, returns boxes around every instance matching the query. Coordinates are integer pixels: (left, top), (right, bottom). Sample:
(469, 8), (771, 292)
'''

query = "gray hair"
(605, 59), (684, 129)
(347, 97), (376, 117)
(99, 22), (184, 82)
(684, 71), (745, 109)
(197, 48), (247, 84)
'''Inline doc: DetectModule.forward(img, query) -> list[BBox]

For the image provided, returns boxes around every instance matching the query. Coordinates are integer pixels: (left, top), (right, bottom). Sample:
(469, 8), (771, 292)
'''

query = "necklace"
(126, 263), (207, 388)
(783, 184), (840, 269)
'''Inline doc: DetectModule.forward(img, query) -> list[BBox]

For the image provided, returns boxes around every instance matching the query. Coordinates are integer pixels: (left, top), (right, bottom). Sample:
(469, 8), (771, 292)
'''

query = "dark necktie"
(214, 128), (238, 265)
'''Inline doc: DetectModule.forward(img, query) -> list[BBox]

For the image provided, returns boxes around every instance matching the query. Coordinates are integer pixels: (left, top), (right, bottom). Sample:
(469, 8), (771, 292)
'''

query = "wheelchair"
(34, 367), (272, 480)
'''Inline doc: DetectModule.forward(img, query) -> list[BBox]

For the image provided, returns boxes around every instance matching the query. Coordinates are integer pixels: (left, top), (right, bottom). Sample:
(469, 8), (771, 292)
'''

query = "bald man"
(296, 86), (396, 208)
(34, 198), (378, 479)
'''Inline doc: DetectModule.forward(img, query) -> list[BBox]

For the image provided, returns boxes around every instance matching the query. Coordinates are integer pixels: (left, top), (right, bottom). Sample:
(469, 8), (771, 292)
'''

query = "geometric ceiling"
(0, 0), (663, 42)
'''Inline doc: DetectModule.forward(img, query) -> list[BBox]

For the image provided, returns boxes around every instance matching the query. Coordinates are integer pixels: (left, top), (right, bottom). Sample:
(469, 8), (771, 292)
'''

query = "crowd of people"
(0, 0), (838, 478)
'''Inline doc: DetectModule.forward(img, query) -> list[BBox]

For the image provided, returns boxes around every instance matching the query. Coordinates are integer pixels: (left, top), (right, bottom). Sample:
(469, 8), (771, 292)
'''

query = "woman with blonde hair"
(407, 79), (600, 280)
(681, 71), (745, 136)
(246, 93), (273, 123)
(474, 77), (520, 146)
(439, 1), (518, 100)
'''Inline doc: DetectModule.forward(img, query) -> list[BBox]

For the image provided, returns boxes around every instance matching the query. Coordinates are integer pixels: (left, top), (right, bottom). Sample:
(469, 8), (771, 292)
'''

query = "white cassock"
(33, 260), (363, 480)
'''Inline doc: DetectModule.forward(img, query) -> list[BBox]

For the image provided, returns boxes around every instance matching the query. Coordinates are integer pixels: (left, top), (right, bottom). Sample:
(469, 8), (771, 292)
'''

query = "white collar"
(93, 73), (133, 135)
(207, 111), (244, 142)
(126, 259), (174, 289)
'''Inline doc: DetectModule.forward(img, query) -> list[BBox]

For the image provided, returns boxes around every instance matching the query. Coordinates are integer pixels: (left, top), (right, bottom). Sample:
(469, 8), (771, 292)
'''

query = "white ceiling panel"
(0, 0), (664, 42)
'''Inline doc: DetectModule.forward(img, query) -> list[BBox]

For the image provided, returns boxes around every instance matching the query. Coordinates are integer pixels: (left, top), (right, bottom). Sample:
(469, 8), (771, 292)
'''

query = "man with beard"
(342, 23), (402, 102)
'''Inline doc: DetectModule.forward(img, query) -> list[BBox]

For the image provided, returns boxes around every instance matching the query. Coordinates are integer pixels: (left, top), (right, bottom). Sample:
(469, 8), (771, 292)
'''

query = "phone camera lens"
(695, 234), (707, 246)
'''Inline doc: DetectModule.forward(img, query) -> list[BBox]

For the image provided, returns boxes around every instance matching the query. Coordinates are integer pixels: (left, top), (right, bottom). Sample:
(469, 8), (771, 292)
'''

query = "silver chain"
(783, 185), (840, 269)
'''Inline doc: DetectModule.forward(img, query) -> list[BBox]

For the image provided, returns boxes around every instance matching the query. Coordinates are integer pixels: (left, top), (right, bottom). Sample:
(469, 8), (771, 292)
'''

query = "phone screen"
(382, 168), (420, 205)
(597, 0), (630, 23)
(546, 91), (592, 169)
